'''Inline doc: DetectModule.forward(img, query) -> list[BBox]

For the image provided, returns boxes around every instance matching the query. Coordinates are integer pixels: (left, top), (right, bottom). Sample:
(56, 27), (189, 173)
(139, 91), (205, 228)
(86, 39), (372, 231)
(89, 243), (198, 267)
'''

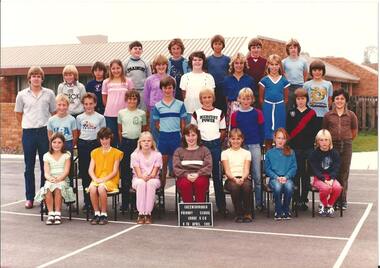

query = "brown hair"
(129, 41), (143, 50)
(309, 59), (326, 76)
(27, 66), (45, 81)
(49, 132), (67, 154)
(285, 38), (301, 55)
(181, 124), (202, 148)
(248, 38), (263, 50)
(91, 61), (107, 79)
(188, 51), (207, 71)
(273, 128), (292, 156)
(124, 89), (140, 105)
(97, 127), (114, 143)
(81, 92), (98, 104)
(210, 34), (225, 49)
(109, 59), (126, 83)
(160, 76), (176, 89)
(168, 38), (185, 55)
(152, 54), (169, 73)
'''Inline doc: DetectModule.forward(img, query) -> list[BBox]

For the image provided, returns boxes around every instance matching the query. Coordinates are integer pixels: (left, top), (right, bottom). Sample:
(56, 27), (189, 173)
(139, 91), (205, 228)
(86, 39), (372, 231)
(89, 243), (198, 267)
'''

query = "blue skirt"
(263, 101), (286, 139)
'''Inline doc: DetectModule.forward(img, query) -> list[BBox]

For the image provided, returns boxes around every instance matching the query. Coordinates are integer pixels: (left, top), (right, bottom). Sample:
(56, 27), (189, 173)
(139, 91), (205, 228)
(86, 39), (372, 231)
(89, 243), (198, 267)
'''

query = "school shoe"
(45, 215), (54, 225)
(326, 207), (335, 217)
(54, 215), (62, 225)
(282, 212), (292, 220)
(234, 216), (243, 223)
(274, 213), (282, 221)
(341, 202), (348, 210)
(318, 204), (325, 216)
(137, 215), (145, 224)
(91, 215), (100, 225)
(243, 213), (253, 223)
(98, 215), (108, 225)
(25, 200), (34, 209)
(145, 215), (152, 224)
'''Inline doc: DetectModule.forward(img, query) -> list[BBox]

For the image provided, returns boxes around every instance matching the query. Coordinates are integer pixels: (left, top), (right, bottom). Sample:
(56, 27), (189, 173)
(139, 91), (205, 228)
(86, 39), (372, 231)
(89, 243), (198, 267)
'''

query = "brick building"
(0, 36), (377, 151)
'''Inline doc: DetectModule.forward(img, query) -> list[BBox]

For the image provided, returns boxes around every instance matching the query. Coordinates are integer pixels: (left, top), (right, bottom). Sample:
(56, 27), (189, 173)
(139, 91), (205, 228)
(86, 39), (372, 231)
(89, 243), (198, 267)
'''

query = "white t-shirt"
(180, 72), (215, 114)
(191, 107), (226, 141)
(221, 148), (251, 177)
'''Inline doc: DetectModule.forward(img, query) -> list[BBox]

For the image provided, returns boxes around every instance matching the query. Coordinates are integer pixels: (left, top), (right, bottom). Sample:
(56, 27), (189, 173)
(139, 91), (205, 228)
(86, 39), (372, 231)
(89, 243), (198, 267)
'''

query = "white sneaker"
(326, 207), (335, 217)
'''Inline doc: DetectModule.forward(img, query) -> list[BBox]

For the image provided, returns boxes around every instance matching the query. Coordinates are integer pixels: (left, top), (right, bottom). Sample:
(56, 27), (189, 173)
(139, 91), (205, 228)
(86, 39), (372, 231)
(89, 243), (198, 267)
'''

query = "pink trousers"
(132, 178), (161, 215)
(313, 176), (342, 207)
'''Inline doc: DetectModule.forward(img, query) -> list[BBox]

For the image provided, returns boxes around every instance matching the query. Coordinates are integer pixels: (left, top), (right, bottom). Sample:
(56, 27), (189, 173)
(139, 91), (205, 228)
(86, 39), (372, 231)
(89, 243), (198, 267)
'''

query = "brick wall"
(321, 57), (378, 97)
(0, 76), (17, 103)
(259, 38), (287, 59)
(1, 103), (22, 152)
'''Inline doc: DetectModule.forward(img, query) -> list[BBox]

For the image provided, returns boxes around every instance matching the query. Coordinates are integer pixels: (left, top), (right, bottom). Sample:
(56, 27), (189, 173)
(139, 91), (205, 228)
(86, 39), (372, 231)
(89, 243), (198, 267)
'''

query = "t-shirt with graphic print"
(117, 107), (146, 139)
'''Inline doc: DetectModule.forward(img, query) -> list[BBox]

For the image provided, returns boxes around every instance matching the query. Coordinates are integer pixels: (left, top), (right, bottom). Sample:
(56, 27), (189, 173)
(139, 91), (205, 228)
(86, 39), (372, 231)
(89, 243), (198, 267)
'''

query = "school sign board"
(178, 202), (213, 227)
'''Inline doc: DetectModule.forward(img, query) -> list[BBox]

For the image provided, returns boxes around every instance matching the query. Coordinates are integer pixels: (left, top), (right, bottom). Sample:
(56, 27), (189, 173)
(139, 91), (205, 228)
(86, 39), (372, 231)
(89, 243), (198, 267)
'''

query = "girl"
(102, 59), (134, 147)
(173, 124), (212, 203)
(180, 51), (215, 122)
(57, 65), (87, 117)
(309, 129), (342, 217)
(221, 128), (252, 223)
(85, 61), (108, 115)
(259, 54), (290, 150)
(144, 54), (170, 143)
(131, 132), (162, 224)
(88, 127), (124, 225)
(265, 128), (297, 220)
(118, 90), (147, 211)
(35, 133), (75, 225)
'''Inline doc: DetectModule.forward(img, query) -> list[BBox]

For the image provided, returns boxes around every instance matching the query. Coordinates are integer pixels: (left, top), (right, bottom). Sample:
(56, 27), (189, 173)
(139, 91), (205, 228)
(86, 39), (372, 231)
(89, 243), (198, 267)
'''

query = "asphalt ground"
(1, 157), (377, 268)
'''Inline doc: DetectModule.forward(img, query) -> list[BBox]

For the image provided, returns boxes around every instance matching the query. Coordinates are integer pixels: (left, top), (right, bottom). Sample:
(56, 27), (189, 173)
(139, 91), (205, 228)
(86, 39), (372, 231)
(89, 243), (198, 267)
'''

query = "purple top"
(131, 150), (163, 179)
(144, 74), (173, 111)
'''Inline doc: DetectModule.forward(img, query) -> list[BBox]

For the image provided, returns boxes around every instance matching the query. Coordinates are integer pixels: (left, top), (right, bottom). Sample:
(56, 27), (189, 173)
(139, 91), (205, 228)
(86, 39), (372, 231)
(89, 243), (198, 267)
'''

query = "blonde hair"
(152, 54), (168, 73)
(199, 88), (215, 102)
(27, 66), (44, 81)
(238, 87), (255, 103)
(266, 54), (283, 75)
(315, 129), (333, 150)
(229, 53), (248, 74)
(55, 93), (70, 106)
(62, 65), (79, 81)
(136, 131), (157, 152)
(229, 128), (244, 141)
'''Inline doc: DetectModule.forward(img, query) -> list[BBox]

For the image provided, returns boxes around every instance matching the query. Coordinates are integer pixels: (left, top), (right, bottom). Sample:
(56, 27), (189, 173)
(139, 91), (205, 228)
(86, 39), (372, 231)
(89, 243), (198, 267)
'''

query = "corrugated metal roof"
(1, 37), (247, 68)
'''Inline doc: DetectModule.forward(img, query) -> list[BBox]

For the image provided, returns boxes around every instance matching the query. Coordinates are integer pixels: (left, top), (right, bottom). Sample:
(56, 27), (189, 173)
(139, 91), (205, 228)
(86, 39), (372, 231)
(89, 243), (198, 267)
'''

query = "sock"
(100, 212), (107, 217)
(94, 211), (100, 216)
(55, 211), (61, 216)
(48, 211), (55, 216)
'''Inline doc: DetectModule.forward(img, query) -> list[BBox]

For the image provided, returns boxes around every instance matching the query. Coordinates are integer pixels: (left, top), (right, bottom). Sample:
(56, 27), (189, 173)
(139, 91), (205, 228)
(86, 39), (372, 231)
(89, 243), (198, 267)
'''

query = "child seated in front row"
(35, 133), (75, 225)
(265, 128), (297, 220)
(131, 132), (162, 224)
(88, 127), (124, 225)
(221, 128), (252, 223)
(308, 129), (342, 217)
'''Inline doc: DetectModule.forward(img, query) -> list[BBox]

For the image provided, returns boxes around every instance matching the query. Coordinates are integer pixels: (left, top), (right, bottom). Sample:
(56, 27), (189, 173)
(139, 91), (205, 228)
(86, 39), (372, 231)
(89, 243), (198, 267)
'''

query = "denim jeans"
(149, 108), (159, 147)
(244, 144), (262, 207)
(120, 137), (138, 209)
(105, 116), (119, 148)
(294, 148), (313, 203)
(269, 178), (294, 215)
(202, 139), (226, 211)
(22, 127), (49, 201)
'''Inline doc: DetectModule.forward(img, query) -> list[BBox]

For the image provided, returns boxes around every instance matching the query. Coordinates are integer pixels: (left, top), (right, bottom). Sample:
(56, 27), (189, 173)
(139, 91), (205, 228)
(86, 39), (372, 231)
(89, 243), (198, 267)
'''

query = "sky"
(1, 0), (379, 64)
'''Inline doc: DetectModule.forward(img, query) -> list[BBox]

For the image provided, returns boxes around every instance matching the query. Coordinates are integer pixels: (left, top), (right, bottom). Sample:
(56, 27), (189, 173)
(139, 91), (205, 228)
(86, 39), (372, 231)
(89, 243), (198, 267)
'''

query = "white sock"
(100, 212), (107, 217)
(55, 211), (61, 216)
(48, 211), (55, 216)
(94, 211), (100, 216)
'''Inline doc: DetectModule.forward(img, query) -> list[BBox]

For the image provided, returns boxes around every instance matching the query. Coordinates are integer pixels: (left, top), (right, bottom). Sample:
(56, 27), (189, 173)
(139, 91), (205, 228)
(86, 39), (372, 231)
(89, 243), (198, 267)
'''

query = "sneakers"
(137, 215), (145, 224)
(325, 207), (335, 217)
(145, 215), (152, 224)
(282, 212), (292, 220)
(99, 215), (108, 225)
(318, 204), (326, 216)
(234, 216), (243, 223)
(274, 213), (282, 221)
(342, 202), (348, 210)
(90, 215), (100, 225)
(46, 215), (54, 225)
(243, 213), (253, 223)
(25, 200), (34, 209)
(54, 215), (62, 225)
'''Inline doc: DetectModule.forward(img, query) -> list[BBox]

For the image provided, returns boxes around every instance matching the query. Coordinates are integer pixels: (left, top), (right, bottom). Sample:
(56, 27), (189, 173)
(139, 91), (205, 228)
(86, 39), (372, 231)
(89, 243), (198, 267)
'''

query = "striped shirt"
(173, 146), (212, 178)
(152, 99), (187, 133)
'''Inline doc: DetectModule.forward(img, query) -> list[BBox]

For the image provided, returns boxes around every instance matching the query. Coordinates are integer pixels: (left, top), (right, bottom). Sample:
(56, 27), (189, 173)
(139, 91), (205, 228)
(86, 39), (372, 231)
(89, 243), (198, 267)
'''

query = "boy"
(206, 34), (230, 114)
(57, 65), (87, 117)
(117, 90), (147, 211)
(167, 38), (190, 101)
(85, 61), (107, 115)
(246, 38), (267, 102)
(152, 76), (187, 186)
(15, 66), (56, 209)
(191, 89), (227, 214)
(282, 38), (308, 111)
(230, 87), (264, 211)
(303, 59), (333, 129)
(76, 93), (106, 210)
(124, 41), (152, 110)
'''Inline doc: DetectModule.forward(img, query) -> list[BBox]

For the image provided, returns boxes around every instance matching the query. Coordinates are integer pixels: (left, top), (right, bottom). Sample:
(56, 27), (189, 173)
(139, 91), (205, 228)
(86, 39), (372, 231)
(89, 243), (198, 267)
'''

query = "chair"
(219, 162), (255, 219)
(175, 179), (210, 214)
(128, 187), (165, 219)
(85, 188), (121, 221)
(71, 154), (80, 214)
(310, 177), (343, 217)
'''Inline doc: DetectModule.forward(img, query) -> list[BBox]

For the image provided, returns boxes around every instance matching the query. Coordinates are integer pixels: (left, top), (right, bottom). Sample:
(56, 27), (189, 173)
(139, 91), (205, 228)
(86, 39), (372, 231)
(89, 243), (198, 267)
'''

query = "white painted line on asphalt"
(36, 224), (141, 268)
(333, 202), (373, 268)
(1, 199), (25, 208)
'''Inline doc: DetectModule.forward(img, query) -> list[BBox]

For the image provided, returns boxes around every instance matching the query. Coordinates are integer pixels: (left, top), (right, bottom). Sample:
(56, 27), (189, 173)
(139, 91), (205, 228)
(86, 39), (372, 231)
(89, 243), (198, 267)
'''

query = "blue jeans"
(22, 127), (49, 201)
(202, 139), (226, 211)
(269, 178), (294, 215)
(149, 109), (159, 147)
(105, 116), (119, 148)
(244, 144), (262, 207)
(120, 137), (138, 209)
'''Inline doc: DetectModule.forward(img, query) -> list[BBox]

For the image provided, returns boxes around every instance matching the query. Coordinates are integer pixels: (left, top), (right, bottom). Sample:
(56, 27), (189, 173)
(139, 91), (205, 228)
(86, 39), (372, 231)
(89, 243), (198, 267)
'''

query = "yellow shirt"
(90, 147), (124, 191)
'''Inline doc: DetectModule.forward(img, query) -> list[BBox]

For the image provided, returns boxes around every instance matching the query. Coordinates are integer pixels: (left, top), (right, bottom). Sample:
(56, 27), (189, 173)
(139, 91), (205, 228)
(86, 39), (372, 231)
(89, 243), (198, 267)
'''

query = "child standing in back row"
(57, 65), (86, 117)
(259, 54), (290, 150)
(86, 61), (107, 115)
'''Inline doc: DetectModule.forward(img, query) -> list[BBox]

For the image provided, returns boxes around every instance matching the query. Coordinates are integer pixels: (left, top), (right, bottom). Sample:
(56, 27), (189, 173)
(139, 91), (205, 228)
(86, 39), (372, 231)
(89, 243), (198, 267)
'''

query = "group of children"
(15, 35), (358, 225)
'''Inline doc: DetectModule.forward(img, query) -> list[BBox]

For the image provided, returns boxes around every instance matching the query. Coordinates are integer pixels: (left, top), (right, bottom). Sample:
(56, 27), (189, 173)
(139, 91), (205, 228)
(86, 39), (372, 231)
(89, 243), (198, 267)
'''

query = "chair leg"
(266, 192), (270, 218)
(340, 193), (343, 217)
(69, 203), (72, 221)
(114, 196), (117, 221)
(251, 191), (255, 219)
(312, 191), (315, 217)
(86, 203), (90, 221)
(40, 201), (44, 221)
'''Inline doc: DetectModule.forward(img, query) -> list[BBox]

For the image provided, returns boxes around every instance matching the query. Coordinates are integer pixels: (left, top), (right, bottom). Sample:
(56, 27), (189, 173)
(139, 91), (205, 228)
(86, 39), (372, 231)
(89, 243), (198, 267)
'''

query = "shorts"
(158, 131), (181, 156)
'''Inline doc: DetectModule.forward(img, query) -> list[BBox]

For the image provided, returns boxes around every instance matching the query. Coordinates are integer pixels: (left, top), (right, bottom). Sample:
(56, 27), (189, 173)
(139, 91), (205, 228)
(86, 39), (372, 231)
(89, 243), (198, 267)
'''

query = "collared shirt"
(322, 106), (358, 141)
(14, 87), (56, 129)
